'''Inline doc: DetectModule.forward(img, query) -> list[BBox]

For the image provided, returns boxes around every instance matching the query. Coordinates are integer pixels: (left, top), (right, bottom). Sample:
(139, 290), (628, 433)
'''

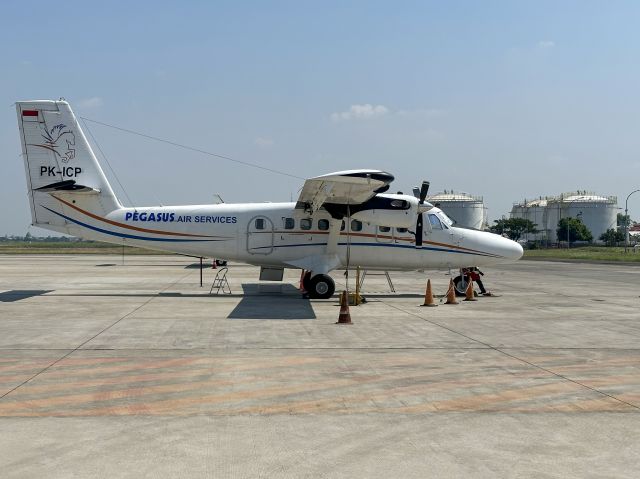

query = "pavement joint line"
(0, 271), (191, 401)
(380, 300), (640, 412)
(3, 346), (640, 351)
(2, 348), (497, 352)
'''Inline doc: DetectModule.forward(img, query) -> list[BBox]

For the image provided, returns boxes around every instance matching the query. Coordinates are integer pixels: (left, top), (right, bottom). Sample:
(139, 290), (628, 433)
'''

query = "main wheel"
(308, 274), (335, 299)
(453, 275), (468, 297)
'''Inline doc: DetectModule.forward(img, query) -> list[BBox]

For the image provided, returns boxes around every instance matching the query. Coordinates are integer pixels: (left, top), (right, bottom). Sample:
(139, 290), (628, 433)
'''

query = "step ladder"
(358, 270), (396, 293)
(209, 267), (231, 295)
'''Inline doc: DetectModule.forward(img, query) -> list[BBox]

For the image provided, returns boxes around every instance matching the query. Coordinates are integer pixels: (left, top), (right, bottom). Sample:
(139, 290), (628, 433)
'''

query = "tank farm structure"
(510, 191), (618, 244)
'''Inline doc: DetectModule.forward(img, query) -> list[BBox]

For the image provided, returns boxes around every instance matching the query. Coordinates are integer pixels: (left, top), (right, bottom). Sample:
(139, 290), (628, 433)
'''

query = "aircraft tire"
(453, 275), (468, 297)
(308, 274), (335, 299)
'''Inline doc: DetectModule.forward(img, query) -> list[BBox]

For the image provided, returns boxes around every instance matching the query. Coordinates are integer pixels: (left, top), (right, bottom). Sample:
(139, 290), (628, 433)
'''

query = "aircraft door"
(247, 215), (274, 255)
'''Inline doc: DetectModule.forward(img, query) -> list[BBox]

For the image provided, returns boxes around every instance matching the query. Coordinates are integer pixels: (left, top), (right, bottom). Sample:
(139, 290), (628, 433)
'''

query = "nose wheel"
(453, 275), (468, 297)
(307, 274), (335, 299)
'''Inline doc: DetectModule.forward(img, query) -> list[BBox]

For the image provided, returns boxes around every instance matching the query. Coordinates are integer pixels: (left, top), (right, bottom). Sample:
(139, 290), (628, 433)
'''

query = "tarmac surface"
(0, 254), (639, 478)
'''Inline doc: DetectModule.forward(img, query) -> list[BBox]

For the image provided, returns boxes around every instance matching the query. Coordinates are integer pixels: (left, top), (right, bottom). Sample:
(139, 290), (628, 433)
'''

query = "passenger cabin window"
(284, 218), (295, 229)
(429, 214), (443, 230)
(396, 227), (408, 233)
(255, 218), (265, 230)
(300, 218), (312, 230)
(378, 226), (391, 233)
(318, 219), (330, 231)
(351, 220), (363, 232)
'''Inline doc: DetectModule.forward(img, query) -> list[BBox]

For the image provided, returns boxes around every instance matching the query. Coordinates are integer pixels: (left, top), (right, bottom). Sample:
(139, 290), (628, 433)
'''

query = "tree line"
(0, 233), (83, 242)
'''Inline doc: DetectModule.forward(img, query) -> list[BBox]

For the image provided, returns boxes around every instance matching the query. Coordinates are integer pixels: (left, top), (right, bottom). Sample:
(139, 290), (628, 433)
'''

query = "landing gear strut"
(307, 274), (335, 299)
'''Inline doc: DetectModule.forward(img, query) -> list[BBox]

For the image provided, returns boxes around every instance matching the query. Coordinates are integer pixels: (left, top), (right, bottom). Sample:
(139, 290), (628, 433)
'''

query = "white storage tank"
(428, 190), (487, 230)
(510, 197), (551, 242)
(511, 191), (618, 243)
(546, 192), (618, 243)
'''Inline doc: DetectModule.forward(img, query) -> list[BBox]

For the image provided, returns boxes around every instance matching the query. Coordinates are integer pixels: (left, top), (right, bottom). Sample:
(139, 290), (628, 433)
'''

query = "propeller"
(414, 181), (429, 247)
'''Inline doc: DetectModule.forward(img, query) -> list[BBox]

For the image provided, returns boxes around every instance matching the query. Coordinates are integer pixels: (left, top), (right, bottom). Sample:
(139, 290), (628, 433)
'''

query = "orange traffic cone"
(444, 279), (458, 305)
(464, 278), (477, 302)
(336, 291), (352, 324)
(421, 279), (438, 307)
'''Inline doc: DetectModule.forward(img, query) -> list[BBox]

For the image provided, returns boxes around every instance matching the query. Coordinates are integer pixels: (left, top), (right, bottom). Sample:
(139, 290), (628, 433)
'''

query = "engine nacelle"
(351, 194), (420, 228)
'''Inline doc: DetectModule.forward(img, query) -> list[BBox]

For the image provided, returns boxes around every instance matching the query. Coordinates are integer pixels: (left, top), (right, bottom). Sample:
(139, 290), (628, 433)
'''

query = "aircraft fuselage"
(49, 196), (522, 271)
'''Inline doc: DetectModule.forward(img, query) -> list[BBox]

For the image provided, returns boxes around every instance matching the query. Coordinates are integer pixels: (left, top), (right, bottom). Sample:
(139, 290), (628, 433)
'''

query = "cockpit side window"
(428, 214), (443, 230)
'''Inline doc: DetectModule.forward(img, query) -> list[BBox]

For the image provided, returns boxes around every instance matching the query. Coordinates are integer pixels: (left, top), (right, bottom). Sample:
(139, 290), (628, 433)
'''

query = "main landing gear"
(302, 272), (335, 299)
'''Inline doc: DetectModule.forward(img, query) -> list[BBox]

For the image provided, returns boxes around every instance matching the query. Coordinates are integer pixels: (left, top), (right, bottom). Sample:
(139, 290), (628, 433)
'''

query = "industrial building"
(427, 190), (488, 230)
(510, 191), (618, 243)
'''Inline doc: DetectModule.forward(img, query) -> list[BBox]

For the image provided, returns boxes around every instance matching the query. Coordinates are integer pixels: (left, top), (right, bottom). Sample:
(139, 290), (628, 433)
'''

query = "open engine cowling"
(350, 194), (421, 228)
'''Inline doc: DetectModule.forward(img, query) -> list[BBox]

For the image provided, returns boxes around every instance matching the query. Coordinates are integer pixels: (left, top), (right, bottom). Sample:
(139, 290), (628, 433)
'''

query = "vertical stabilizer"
(16, 100), (121, 234)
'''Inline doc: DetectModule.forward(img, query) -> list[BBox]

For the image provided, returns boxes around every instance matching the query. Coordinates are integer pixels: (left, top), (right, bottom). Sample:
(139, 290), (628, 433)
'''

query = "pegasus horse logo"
(34, 124), (76, 163)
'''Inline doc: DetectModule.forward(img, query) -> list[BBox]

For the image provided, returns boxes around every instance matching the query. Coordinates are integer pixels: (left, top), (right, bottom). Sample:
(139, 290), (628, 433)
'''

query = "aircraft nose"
(501, 238), (524, 261)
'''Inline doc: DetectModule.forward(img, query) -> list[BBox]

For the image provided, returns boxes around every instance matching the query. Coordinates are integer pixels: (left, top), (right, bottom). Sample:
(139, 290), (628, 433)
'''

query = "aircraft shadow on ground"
(0, 290), (53, 302)
(227, 284), (316, 320)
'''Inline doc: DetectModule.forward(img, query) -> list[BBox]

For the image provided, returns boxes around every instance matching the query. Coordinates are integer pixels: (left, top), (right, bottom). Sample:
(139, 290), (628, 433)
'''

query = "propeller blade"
(419, 181), (430, 203)
(416, 214), (423, 247)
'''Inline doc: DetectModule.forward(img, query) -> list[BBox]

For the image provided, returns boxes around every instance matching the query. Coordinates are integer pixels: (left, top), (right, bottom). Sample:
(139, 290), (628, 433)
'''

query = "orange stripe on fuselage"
(53, 196), (221, 238)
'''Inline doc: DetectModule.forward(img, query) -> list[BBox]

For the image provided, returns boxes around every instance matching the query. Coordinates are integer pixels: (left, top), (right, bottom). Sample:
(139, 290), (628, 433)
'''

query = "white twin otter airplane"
(16, 100), (523, 298)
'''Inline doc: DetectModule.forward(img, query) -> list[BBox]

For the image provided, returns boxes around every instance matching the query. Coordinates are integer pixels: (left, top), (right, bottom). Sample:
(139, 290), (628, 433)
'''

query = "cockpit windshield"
(435, 210), (453, 227)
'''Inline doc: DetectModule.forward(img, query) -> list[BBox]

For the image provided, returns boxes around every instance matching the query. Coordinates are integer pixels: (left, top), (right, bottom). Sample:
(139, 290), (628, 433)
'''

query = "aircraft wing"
(296, 169), (394, 213)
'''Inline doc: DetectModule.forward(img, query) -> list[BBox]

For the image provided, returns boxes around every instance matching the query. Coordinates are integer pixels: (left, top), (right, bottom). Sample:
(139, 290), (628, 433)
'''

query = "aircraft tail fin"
(16, 100), (121, 235)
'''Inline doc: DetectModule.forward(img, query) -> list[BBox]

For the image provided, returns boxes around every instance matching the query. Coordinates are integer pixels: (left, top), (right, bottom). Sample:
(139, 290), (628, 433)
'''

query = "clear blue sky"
(2, 1), (640, 235)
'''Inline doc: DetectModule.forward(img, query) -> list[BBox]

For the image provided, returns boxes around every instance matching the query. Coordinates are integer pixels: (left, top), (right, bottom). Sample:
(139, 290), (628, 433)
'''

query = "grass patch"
(0, 241), (171, 255)
(523, 246), (640, 262)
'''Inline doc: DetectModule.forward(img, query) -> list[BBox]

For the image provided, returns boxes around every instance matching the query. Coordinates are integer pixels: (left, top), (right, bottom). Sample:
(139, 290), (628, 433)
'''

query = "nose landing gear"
(454, 267), (490, 297)
(453, 274), (469, 297)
